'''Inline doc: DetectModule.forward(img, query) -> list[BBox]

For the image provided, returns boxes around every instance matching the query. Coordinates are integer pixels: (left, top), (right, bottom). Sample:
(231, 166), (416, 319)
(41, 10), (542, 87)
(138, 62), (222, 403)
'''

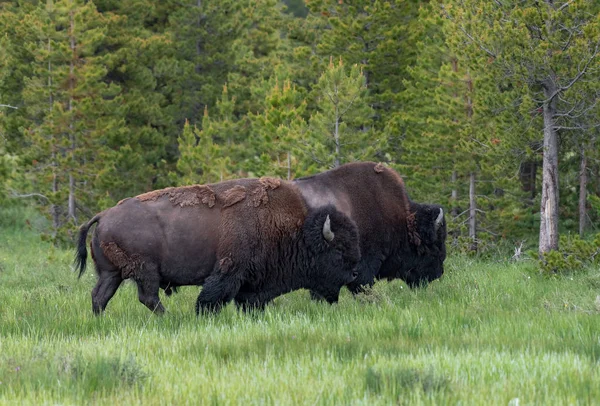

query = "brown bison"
(294, 162), (446, 292)
(75, 177), (360, 314)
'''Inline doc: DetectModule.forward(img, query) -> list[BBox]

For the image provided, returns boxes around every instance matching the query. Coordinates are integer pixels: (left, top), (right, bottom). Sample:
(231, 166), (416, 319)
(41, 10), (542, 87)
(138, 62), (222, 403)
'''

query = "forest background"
(1, 0), (599, 268)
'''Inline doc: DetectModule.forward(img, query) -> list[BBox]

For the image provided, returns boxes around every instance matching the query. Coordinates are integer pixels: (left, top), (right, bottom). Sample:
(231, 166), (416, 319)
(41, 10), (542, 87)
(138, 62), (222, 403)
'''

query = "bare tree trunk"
(334, 107), (340, 167)
(469, 171), (477, 252)
(579, 145), (587, 237)
(48, 38), (60, 230)
(451, 170), (458, 217)
(67, 8), (76, 223)
(539, 82), (560, 255)
(530, 160), (537, 200)
(196, 0), (203, 74)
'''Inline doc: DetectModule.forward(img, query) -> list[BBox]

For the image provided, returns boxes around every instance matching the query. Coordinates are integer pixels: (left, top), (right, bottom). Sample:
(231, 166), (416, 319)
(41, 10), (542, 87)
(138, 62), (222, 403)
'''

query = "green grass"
(1, 219), (600, 405)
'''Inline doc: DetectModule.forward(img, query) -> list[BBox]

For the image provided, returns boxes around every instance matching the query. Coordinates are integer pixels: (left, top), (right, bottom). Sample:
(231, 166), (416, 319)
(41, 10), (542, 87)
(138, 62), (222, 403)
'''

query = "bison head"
(303, 205), (360, 302)
(402, 203), (447, 288)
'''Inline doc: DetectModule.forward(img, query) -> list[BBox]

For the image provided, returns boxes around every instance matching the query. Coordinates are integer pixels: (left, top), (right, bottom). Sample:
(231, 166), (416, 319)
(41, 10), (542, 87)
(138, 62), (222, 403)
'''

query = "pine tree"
(441, 0), (600, 255)
(176, 85), (241, 184)
(12, 0), (119, 240)
(305, 58), (379, 171)
(247, 78), (308, 179)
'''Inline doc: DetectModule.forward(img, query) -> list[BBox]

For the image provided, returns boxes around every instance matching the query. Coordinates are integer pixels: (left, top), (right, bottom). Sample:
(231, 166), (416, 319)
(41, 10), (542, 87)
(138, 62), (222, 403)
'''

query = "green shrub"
(534, 234), (600, 275)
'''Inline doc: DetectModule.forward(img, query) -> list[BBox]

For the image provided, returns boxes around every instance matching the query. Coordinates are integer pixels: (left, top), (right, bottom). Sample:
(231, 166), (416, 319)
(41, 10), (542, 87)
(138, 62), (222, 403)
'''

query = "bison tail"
(74, 213), (102, 279)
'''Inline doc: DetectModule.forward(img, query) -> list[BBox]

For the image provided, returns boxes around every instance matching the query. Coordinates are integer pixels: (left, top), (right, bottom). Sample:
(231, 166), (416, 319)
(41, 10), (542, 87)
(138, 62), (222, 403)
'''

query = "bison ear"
(323, 215), (335, 242)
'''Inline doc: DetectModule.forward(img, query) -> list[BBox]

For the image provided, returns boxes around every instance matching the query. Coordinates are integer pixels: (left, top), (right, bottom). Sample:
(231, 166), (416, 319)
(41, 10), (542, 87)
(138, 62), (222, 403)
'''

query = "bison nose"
(351, 271), (359, 280)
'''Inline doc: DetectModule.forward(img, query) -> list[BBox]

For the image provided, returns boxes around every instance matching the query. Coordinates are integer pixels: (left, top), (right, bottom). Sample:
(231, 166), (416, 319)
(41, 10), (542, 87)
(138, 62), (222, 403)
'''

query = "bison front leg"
(196, 273), (242, 315)
(234, 292), (270, 312)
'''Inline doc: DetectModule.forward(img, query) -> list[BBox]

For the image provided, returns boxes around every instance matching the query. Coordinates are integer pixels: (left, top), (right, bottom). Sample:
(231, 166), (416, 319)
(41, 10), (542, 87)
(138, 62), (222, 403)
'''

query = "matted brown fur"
(374, 162), (386, 173)
(117, 197), (132, 206)
(136, 185), (216, 208)
(406, 212), (421, 246)
(219, 257), (234, 273)
(252, 177), (281, 207)
(100, 241), (142, 279)
(222, 185), (247, 208)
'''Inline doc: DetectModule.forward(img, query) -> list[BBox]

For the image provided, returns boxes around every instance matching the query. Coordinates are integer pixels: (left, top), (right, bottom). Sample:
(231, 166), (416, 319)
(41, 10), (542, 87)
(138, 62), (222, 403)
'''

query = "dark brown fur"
(75, 178), (360, 315)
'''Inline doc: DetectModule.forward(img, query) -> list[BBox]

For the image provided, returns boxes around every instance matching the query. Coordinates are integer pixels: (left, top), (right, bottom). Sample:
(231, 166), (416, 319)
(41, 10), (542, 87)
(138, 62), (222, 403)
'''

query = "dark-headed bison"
(75, 177), (360, 314)
(294, 162), (447, 291)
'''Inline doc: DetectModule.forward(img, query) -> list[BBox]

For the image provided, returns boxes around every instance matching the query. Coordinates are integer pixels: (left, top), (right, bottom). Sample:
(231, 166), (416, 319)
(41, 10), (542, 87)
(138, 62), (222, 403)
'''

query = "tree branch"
(439, 4), (497, 58)
(546, 41), (600, 103)
(0, 104), (18, 109)
(10, 190), (49, 201)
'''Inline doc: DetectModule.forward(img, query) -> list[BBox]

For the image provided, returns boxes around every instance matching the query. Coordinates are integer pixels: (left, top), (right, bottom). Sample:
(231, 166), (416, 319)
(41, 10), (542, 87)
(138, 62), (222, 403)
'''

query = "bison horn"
(435, 208), (444, 231)
(323, 215), (335, 242)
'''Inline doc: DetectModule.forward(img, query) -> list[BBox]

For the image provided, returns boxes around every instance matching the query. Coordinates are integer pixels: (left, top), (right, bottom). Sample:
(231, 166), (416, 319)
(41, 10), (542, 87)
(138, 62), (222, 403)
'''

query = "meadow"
(1, 210), (599, 405)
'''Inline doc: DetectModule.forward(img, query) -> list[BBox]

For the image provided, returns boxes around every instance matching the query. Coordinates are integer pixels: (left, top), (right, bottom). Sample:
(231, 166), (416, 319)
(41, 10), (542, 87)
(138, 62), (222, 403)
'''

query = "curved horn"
(435, 208), (444, 231)
(322, 215), (335, 242)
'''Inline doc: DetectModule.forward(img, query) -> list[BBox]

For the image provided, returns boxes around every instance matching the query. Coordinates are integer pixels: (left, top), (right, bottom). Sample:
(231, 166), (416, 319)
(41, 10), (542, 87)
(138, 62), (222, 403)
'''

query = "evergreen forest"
(1, 0), (600, 267)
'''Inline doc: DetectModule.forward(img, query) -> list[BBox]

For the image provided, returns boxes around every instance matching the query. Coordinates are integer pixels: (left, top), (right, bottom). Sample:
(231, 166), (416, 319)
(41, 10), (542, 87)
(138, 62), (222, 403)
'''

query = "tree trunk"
(67, 9), (76, 223)
(195, 0), (203, 75)
(539, 82), (560, 255)
(451, 170), (458, 217)
(469, 171), (477, 252)
(48, 38), (60, 230)
(579, 145), (587, 237)
(334, 106), (340, 167)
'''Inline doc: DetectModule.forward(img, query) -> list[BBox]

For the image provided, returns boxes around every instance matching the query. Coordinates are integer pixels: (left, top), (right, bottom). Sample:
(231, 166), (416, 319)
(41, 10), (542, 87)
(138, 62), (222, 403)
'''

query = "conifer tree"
(305, 58), (379, 171)
(14, 0), (118, 240)
(247, 79), (308, 178)
(441, 0), (600, 255)
(176, 85), (241, 184)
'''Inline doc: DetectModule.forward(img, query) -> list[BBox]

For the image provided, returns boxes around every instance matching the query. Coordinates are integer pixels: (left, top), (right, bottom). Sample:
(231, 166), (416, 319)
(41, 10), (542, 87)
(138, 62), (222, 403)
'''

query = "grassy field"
(1, 212), (600, 405)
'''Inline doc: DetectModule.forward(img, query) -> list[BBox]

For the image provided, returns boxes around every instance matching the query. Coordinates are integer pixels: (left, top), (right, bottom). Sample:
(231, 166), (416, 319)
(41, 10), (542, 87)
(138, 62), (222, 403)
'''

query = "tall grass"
(1, 217), (599, 405)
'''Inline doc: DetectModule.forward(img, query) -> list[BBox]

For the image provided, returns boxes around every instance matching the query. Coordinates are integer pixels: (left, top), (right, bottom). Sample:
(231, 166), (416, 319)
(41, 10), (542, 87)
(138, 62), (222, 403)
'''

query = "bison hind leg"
(196, 273), (242, 315)
(135, 263), (165, 314)
(92, 272), (123, 315)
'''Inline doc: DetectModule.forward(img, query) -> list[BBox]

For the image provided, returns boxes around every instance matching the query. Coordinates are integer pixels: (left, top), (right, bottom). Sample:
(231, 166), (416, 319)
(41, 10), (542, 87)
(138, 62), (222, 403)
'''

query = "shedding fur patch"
(117, 197), (131, 206)
(136, 185), (216, 208)
(252, 177), (281, 207)
(374, 162), (386, 173)
(100, 241), (142, 279)
(407, 212), (421, 247)
(222, 185), (247, 208)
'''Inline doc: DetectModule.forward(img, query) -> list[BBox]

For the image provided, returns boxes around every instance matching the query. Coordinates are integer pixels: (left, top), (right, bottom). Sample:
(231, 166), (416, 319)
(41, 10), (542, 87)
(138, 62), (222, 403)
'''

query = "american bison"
(75, 177), (360, 314)
(294, 162), (446, 292)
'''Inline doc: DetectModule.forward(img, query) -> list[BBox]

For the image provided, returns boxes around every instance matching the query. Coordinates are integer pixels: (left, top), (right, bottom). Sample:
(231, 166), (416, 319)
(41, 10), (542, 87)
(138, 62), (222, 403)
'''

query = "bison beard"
(294, 162), (447, 293)
(74, 178), (360, 315)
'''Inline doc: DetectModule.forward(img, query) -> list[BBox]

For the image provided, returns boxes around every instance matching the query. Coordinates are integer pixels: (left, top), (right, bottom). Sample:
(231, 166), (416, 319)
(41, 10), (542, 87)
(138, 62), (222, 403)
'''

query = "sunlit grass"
(1, 223), (599, 404)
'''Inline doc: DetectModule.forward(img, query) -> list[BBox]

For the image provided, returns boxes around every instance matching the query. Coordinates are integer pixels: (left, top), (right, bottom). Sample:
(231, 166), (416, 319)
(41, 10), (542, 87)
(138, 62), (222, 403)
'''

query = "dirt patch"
(252, 177), (281, 207)
(100, 241), (142, 279)
(374, 162), (386, 173)
(117, 197), (131, 206)
(136, 185), (216, 208)
(222, 185), (247, 208)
